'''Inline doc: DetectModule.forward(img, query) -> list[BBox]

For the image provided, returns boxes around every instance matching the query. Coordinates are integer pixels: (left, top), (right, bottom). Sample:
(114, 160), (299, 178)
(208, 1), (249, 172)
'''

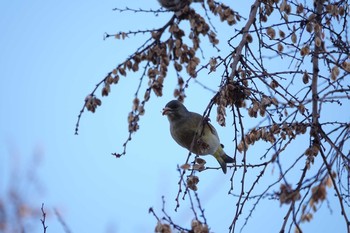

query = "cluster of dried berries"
(301, 212), (313, 223)
(237, 122), (308, 152)
(223, 82), (248, 106)
(148, 43), (171, 97)
(155, 221), (172, 233)
(341, 61), (350, 72)
(177, 6), (219, 49)
(154, 219), (209, 233)
(312, 174), (335, 206)
(193, 157), (206, 171)
(300, 174), (335, 223)
(331, 65), (340, 81)
(168, 24), (201, 78)
(173, 76), (186, 102)
(180, 157), (206, 172)
(207, 0), (240, 25)
(260, 1), (341, 57)
(86, 0), (240, 116)
(247, 96), (278, 118)
(304, 142), (320, 157)
(127, 97), (147, 133)
(187, 175), (199, 191)
(278, 183), (301, 205)
(325, 2), (346, 18)
(259, 0), (290, 22)
(311, 185), (327, 205)
(84, 95), (102, 113)
(191, 219), (209, 233)
(214, 81), (248, 126)
(127, 111), (140, 133)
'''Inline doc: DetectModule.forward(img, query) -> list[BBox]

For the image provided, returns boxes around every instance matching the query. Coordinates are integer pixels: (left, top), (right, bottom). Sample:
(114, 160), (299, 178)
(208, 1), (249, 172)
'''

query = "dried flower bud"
(209, 58), (217, 71)
(296, 4), (304, 14)
(314, 23), (322, 33)
(259, 108), (266, 117)
(113, 75), (120, 84)
(187, 175), (199, 191)
(155, 221), (171, 233)
(306, 22), (313, 33)
(341, 61), (350, 72)
(195, 157), (206, 165)
(300, 45), (310, 56)
(102, 84), (110, 96)
(132, 62), (139, 72)
(192, 164), (205, 171)
(267, 27), (276, 39)
(280, 0), (287, 11)
(315, 37), (322, 47)
(331, 66), (339, 81)
(118, 67), (126, 76)
(270, 80), (279, 89)
(94, 98), (102, 106)
(291, 32), (297, 44)
(246, 33), (253, 43)
(277, 43), (284, 53)
(106, 75), (114, 85)
(138, 105), (145, 115)
(311, 185), (327, 203)
(132, 98), (140, 111)
(278, 30), (285, 38)
(298, 104), (305, 114)
(237, 140), (248, 152)
(174, 62), (182, 72)
(144, 90), (150, 101)
(180, 163), (191, 170)
(302, 70), (309, 84)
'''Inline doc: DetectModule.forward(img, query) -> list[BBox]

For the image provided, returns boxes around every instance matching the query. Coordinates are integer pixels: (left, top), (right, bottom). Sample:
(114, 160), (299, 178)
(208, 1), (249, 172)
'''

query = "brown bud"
(302, 70), (309, 84)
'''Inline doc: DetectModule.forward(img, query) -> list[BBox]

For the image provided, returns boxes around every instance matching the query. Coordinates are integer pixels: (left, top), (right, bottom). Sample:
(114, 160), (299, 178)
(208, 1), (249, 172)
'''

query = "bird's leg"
(203, 116), (211, 123)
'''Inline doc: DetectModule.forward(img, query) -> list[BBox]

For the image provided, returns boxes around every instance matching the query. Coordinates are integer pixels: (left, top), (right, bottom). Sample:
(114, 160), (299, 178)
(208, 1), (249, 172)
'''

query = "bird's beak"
(162, 107), (171, 115)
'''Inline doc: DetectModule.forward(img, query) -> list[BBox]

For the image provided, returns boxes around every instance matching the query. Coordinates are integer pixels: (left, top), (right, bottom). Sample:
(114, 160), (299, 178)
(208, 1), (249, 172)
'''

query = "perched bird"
(162, 100), (234, 173)
(157, 0), (202, 12)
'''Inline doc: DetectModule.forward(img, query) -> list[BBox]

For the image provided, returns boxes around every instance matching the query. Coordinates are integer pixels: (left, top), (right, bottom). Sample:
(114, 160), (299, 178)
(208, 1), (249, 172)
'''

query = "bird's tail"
(214, 147), (234, 174)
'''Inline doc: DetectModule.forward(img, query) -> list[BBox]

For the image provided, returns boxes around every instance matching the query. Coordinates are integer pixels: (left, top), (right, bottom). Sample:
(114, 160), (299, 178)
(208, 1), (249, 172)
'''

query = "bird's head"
(162, 100), (188, 120)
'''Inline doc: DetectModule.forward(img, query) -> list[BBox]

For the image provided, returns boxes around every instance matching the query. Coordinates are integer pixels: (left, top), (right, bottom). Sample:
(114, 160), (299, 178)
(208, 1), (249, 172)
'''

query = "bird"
(157, 0), (203, 12)
(162, 100), (234, 173)
(157, 0), (189, 11)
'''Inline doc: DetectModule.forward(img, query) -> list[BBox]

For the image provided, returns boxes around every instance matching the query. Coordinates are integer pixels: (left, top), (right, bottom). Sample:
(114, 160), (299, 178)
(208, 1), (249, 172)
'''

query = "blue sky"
(0, 1), (348, 233)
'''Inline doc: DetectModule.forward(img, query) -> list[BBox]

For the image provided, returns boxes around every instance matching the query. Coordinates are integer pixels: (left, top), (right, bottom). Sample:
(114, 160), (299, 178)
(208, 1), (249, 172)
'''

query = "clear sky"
(0, 1), (348, 233)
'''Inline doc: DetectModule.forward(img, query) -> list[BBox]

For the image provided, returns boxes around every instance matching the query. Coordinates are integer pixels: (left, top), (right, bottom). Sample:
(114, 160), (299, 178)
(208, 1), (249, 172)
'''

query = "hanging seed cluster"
(278, 183), (301, 205)
(83, 1), (240, 130)
(237, 122), (308, 152)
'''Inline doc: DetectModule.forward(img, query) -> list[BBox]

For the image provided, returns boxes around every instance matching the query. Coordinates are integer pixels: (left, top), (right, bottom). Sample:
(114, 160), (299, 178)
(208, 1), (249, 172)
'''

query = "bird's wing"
(188, 111), (219, 137)
(205, 121), (219, 137)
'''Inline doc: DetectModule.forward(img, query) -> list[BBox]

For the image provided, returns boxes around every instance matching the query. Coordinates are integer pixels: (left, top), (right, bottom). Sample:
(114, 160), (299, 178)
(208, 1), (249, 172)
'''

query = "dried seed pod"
(302, 70), (309, 84)
(102, 84), (110, 97)
(331, 66), (340, 80)
(277, 43), (284, 52)
(195, 157), (206, 165)
(267, 27), (276, 39)
(180, 163), (191, 170)
(315, 37), (322, 47)
(270, 80), (279, 89)
(296, 3), (304, 14)
(278, 29), (285, 38)
(291, 32), (297, 44)
(246, 33), (253, 43)
(300, 45), (310, 56)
